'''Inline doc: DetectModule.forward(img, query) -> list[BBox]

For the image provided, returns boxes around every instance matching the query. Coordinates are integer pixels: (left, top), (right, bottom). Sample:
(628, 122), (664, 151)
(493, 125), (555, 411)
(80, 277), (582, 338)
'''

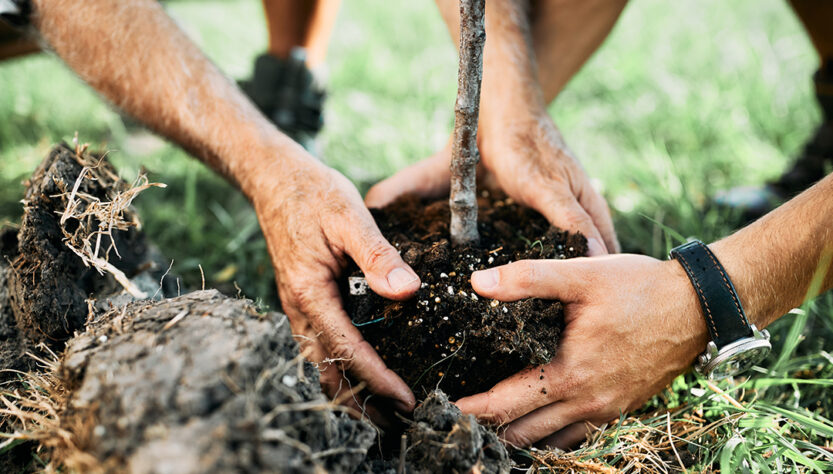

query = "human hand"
(250, 156), (420, 420)
(365, 111), (618, 255)
(456, 254), (708, 448)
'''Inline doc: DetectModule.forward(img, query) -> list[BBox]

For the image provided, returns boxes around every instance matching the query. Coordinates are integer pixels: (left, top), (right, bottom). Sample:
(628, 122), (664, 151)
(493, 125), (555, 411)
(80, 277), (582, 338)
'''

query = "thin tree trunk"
(449, 0), (485, 246)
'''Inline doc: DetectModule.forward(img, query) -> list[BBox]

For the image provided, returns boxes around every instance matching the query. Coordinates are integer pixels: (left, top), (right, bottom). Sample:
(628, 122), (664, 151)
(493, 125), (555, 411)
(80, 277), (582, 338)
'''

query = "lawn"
(1, 0), (831, 471)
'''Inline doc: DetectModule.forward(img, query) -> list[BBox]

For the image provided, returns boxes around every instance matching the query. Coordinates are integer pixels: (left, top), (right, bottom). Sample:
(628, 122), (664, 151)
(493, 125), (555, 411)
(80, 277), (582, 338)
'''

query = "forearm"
(31, 0), (306, 199)
(712, 174), (833, 328)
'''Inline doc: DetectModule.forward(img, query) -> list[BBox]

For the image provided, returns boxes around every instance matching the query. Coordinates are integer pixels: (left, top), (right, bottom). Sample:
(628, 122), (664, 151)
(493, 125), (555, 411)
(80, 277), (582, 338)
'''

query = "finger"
(321, 365), (393, 429)
(499, 401), (583, 447)
(336, 209), (421, 300)
(576, 182), (621, 254)
(454, 362), (568, 427)
(288, 282), (416, 412)
(535, 195), (608, 257)
(470, 259), (586, 302)
(535, 421), (595, 450)
(331, 209), (420, 300)
(365, 147), (451, 208)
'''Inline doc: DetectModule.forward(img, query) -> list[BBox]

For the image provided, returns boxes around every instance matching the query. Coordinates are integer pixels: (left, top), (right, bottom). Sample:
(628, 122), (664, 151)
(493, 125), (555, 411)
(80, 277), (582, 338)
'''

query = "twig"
(449, 0), (485, 246)
(162, 309), (189, 331)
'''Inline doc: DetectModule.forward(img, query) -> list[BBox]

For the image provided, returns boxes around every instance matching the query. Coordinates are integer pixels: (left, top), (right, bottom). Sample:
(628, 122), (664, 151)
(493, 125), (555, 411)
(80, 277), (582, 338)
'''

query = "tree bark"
(449, 0), (485, 246)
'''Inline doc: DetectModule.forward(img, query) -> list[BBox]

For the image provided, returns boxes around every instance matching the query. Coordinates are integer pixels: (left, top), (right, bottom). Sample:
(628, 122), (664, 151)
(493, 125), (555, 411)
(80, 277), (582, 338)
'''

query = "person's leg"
(774, 0), (833, 193)
(0, 21), (39, 61)
(262, 0), (340, 69)
(243, 0), (341, 151)
(530, 0), (628, 104)
(714, 1), (832, 221)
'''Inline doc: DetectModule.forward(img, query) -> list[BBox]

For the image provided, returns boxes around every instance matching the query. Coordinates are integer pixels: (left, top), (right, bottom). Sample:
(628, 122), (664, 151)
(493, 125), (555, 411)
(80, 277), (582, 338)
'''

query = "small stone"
(434, 296), (441, 303)
(348, 276), (368, 295)
(98, 335), (108, 343)
(440, 272), (449, 279)
(490, 300), (499, 307)
(470, 294), (478, 301)
(281, 374), (298, 388)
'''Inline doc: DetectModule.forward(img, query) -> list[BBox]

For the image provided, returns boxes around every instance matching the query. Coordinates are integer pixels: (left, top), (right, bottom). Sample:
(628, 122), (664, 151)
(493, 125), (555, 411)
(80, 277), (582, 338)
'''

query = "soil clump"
(4, 144), (149, 346)
(345, 192), (586, 400)
(59, 290), (375, 473)
(405, 390), (510, 474)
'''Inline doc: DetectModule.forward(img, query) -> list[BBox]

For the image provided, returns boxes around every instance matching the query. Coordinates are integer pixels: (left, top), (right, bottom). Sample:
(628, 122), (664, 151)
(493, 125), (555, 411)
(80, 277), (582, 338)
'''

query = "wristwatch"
(670, 240), (771, 380)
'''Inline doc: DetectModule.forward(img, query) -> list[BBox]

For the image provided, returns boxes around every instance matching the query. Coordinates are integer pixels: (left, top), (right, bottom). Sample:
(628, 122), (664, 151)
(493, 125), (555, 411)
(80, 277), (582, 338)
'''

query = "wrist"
(227, 130), (319, 206)
(478, 87), (547, 136)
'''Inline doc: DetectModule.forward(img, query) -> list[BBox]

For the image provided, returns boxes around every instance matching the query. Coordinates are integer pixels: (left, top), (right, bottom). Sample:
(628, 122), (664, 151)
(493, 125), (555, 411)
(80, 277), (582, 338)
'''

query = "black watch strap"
(670, 240), (753, 348)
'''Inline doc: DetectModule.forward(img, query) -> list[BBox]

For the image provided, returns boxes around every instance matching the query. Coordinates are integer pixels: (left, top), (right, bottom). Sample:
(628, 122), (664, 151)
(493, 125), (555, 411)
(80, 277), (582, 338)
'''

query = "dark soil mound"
(345, 192), (586, 400)
(61, 290), (375, 473)
(406, 390), (510, 474)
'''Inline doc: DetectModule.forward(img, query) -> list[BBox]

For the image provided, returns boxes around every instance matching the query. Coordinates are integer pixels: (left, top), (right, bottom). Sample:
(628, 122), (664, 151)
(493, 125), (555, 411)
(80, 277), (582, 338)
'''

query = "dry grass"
(0, 347), (101, 473)
(55, 136), (165, 298)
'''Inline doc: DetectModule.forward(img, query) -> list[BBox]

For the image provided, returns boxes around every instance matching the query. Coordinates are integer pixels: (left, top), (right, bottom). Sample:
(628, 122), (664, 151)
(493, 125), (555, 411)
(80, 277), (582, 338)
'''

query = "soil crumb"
(345, 191), (586, 399)
(60, 290), (375, 473)
(406, 390), (510, 474)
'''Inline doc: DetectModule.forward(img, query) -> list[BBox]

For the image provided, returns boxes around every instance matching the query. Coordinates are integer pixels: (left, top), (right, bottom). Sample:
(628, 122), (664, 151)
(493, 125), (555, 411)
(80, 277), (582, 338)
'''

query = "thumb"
(471, 259), (584, 302)
(340, 213), (421, 300)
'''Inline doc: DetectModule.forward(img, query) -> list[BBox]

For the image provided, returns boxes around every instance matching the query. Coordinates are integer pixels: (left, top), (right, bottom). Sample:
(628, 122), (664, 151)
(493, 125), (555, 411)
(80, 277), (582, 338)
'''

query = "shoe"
(714, 67), (833, 222)
(239, 48), (325, 153)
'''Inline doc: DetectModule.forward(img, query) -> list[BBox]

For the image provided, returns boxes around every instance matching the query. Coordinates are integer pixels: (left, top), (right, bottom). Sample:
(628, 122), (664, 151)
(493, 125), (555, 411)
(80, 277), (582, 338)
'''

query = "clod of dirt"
(6, 143), (149, 345)
(406, 390), (510, 474)
(0, 228), (34, 380)
(59, 290), (375, 474)
(344, 192), (586, 399)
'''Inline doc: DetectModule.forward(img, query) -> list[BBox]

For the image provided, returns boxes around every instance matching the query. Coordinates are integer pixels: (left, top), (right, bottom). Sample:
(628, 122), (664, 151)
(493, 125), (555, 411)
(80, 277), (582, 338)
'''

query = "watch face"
(708, 339), (771, 380)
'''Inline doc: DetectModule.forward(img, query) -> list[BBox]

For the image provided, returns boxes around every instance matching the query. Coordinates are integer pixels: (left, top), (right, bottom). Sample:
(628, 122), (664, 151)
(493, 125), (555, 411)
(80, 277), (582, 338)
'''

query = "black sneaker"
(239, 48), (326, 153)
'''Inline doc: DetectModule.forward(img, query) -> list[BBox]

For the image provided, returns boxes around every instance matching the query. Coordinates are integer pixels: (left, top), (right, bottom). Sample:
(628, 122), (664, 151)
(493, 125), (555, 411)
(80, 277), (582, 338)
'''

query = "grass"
(0, 0), (830, 471)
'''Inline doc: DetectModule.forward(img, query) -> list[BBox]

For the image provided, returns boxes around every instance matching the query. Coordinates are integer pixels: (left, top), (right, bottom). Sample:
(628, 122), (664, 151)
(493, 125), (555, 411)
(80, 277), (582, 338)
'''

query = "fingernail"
(387, 267), (418, 292)
(587, 238), (606, 257)
(394, 398), (414, 413)
(472, 268), (499, 290)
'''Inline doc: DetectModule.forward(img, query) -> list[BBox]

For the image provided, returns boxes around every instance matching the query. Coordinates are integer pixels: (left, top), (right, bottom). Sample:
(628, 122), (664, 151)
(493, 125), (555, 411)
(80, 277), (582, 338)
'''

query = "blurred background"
(0, 0), (820, 303)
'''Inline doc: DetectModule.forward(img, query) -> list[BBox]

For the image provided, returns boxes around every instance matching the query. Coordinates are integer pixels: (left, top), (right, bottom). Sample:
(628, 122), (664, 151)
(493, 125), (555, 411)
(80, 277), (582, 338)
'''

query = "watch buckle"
(695, 325), (771, 380)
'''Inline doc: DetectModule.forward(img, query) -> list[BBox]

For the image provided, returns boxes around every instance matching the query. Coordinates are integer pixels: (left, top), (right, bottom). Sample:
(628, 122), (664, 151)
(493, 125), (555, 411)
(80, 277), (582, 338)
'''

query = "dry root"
(55, 136), (165, 299)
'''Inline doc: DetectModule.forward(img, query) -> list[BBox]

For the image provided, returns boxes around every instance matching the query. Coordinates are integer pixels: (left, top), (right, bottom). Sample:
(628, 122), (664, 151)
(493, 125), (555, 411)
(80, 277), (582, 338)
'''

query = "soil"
(1, 144), (559, 473)
(60, 290), (375, 474)
(344, 192), (586, 400)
